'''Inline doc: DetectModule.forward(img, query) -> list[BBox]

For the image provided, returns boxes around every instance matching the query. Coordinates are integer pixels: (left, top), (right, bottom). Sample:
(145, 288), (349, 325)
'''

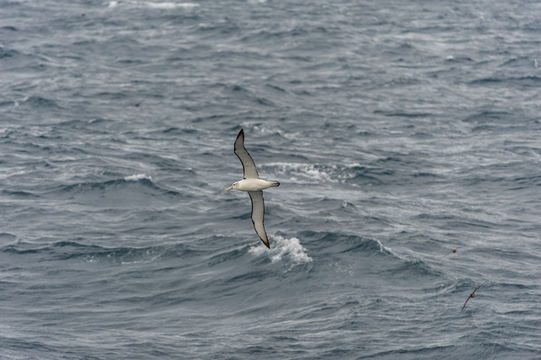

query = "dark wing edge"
(461, 296), (471, 312)
(461, 284), (483, 311)
(249, 191), (270, 248)
(234, 129), (259, 179)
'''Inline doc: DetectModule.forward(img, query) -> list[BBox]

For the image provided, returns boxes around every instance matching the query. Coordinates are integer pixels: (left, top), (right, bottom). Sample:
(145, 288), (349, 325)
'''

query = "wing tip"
(234, 128), (245, 149)
(253, 225), (270, 248)
(253, 222), (270, 249)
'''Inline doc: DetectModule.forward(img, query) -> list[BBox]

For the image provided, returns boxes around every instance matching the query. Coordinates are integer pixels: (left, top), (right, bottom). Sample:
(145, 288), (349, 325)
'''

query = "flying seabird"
(442, 247), (461, 258)
(226, 129), (280, 248)
(461, 284), (482, 311)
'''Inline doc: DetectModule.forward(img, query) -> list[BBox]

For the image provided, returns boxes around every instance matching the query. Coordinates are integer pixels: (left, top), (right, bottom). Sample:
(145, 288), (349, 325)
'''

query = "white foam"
(108, 1), (199, 9)
(146, 2), (199, 8)
(176, 2), (199, 7)
(250, 125), (299, 140)
(124, 174), (152, 181)
(375, 239), (394, 256)
(266, 162), (333, 183)
(249, 235), (312, 264)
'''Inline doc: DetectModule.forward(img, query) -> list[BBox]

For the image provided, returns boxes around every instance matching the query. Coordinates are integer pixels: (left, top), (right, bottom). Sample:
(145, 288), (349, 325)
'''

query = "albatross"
(226, 129), (280, 248)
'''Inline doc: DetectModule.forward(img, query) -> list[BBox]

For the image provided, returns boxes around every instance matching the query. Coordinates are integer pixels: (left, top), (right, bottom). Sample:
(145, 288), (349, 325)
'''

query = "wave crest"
(249, 235), (312, 264)
(124, 173), (152, 181)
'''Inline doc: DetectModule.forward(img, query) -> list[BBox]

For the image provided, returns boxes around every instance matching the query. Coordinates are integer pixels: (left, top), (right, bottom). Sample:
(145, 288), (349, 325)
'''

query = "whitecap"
(375, 239), (394, 256)
(145, 2), (199, 9)
(249, 235), (312, 264)
(265, 162), (333, 183)
(175, 2), (199, 8)
(124, 174), (152, 181)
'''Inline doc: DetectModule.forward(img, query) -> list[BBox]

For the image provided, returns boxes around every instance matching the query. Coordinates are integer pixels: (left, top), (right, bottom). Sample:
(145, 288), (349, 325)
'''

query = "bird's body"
(228, 178), (280, 192)
(226, 129), (279, 248)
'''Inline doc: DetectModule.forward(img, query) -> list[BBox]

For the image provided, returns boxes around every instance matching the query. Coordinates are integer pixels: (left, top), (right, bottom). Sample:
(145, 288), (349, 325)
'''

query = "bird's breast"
(237, 179), (276, 191)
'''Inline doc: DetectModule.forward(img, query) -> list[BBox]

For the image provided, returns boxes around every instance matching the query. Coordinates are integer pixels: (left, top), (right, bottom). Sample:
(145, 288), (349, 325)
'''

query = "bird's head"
(225, 182), (239, 192)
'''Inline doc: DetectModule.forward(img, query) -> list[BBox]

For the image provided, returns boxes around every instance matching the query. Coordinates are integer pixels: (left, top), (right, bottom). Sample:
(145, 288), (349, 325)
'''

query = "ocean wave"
(48, 175), (181, 200)
(0, 25), (18, 32)
(20, 96), (60, 109)
(463, 110), (511, 124)
(124, 173), (152, 181)
(2, 0), (540, 357)
(263, 162), (333, 184)
(373, 110), (432, 118)
(295, 197), (360, 218)
(206, 246), (250, 266)
(108, 1), (199, 9)
(359, 344), (457, 359)
(0, 46), (20, 59)
(1, 240), (196, 264)
(296, 230), (443, 278)
(213, 83), (276, 108)
(1, 189), (40, 198)
(145, 2), (199, 9)
(160, 127), (198, 135)
(385, 258), (442, 279)
(469, 75), (541, 87)
(0, 232), (17, 241)
(249, 234), (312, 264)
(262, 161), (403, 186)
(299, 230), (389, 253)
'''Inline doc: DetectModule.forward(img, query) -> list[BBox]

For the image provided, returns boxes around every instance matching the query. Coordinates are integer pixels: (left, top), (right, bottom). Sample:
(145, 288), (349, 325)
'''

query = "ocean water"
(1, 0), (541, 359)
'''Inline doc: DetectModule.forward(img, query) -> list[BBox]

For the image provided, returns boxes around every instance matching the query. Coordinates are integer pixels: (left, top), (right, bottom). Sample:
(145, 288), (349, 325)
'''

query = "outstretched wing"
(461, 285), (482, 311)
(234, 129), (259, 179)
(249, 191), (269, 248)
(461, 295), (472, 312)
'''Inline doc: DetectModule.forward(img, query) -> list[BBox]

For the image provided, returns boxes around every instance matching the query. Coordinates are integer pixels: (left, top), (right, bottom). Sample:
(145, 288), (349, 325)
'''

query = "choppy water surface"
(1, 0), (541, 359)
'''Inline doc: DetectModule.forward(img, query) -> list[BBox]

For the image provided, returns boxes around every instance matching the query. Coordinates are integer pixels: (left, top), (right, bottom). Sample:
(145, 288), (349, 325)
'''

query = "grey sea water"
(1, 0), (541, 359)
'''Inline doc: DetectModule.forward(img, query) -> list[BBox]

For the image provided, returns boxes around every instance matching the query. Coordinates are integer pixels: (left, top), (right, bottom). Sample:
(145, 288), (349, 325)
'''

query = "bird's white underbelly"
(237, 178), (275, 191)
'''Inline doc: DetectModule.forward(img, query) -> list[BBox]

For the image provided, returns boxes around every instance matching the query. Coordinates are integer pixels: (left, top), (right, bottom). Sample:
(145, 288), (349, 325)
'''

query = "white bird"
(226, 129), (280, 248)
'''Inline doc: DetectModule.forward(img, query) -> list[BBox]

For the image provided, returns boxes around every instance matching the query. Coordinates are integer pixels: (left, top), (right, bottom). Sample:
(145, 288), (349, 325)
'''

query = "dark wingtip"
(235, 128), (244, 142)
(260, 235), (270, 249)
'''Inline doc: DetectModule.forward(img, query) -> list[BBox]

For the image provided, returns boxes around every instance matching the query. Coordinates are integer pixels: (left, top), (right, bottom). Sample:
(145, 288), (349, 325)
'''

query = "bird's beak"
(225, 186), (232, 192)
